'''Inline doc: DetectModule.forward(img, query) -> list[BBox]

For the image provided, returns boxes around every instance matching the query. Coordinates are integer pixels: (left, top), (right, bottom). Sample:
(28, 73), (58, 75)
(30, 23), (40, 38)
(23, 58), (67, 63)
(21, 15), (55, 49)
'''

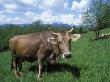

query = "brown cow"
(9, 28), (73, 79)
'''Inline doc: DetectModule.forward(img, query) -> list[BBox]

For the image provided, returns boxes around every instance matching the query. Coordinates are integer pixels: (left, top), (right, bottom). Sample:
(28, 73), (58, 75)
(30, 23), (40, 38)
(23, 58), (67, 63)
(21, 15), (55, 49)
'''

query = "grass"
(0, 28), (110, 82)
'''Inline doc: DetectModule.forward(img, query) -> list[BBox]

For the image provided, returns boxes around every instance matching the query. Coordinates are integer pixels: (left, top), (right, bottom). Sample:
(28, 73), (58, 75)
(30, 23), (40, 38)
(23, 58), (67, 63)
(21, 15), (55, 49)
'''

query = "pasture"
(0, 28), (110, 82)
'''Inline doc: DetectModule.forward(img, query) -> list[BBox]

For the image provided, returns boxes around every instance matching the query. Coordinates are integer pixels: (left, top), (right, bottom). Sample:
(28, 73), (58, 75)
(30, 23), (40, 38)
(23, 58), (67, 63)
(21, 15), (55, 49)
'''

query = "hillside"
(0, 28), (110, 82)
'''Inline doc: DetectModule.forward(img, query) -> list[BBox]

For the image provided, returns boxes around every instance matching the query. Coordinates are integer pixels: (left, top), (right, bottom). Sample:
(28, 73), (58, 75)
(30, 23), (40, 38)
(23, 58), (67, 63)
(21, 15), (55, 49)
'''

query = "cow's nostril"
(63, 52), (72, 59)
(65, 54), (72, 58)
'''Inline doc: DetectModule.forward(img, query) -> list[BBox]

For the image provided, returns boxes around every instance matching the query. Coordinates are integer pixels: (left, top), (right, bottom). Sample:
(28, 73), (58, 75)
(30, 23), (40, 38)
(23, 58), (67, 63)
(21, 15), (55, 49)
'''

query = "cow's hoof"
(38, 75), (43, 80)
(15, 72), (23, 79)
(15, 73), (20, 79)
(19, 72), (23, 76)
(38, 77), (43, 80)
(14, 71), (19, 78)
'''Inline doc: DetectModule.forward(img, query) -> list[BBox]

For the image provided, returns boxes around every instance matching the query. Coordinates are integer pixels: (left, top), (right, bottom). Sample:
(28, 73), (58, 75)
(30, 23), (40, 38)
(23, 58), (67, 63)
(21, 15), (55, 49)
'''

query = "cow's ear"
(47, 37), (57, 44)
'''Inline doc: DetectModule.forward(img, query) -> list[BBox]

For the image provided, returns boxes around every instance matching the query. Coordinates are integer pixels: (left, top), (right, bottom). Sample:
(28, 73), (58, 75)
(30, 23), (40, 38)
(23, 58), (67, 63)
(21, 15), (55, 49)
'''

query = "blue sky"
(0, 0), (89, 25)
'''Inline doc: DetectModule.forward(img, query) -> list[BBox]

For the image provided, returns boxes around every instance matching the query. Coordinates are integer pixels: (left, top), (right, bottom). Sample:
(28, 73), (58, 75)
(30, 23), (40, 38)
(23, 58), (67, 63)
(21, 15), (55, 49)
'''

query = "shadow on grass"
(0, 46), (9, 53)
(28, 62), (80, 78)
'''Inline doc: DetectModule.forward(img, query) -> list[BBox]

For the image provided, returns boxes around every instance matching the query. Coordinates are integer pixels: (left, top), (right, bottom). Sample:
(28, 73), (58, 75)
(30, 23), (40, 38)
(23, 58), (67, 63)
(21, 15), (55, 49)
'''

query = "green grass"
(0, 28), (110, 82)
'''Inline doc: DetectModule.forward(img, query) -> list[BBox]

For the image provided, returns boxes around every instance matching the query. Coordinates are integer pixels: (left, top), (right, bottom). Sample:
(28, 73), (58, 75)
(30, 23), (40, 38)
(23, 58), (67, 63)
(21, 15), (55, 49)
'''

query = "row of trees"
(82, 0), (110, 39)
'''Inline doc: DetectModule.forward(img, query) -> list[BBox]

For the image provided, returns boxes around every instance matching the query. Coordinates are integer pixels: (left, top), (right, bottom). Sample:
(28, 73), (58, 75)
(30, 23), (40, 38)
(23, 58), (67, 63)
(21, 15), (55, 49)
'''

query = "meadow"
(0, 28), (110, 82)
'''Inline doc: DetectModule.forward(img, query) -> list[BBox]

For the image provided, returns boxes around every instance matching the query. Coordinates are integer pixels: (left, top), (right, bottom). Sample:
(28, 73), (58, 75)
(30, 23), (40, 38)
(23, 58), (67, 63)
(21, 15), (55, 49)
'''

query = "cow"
(9, 28), (73, 79)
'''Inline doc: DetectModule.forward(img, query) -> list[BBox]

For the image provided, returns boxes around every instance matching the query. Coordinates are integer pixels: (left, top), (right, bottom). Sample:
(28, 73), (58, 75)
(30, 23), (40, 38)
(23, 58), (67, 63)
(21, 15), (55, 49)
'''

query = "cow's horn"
(51, 31), (59, 36)
(68, 28), (73, 33)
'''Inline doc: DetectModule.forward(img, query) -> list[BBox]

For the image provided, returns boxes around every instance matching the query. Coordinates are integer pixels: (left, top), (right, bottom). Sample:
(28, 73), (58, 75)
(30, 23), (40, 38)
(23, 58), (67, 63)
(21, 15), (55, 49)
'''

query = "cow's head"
(50, 28), (73, 59)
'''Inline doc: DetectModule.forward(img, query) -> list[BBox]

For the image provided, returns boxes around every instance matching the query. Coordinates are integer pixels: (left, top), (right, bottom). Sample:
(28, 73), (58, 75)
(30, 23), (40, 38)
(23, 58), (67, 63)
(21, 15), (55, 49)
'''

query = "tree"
(82, 0), (110, 39)
(32, 20), (42, 28)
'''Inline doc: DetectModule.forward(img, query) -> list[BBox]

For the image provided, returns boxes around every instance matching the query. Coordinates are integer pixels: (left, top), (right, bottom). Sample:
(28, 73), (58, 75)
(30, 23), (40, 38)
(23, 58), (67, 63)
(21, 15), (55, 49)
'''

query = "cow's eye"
(69, 39), (71, 43)
(58, 40), (62, 44)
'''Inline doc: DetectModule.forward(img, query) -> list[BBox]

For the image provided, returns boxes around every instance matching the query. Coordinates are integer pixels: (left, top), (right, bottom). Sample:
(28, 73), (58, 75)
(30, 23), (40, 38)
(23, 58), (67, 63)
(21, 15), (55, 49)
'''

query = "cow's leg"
(11, 56), (17, 72)
(11, 56), (20, 78)
(18, 58), (23, 76)
(38, 55), (45, 79)
(11, 57), (14, 70)
(10, 51), (16, 71)
(12, 57), (19, 78)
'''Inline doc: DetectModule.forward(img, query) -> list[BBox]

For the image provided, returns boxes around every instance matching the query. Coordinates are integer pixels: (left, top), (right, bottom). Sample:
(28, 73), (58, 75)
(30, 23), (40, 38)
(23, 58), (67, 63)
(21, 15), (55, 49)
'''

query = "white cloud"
(4, 3), (18, 10)
(58, 14), (74, 24)
(19, 0), (66, 8)
(24, 10), (82, 25)
(71, 0), (89, 11)
(0, 14), (11, 24)
(58, 14), (82, 25)
(11, 17), (28, 24)
(19, 0), (39, 7)
(42, 0), (56, 8)
(73, 19), (82, 25)
(25, 11), (36, 17)
(64, 2), (68, 9)
(24, 11), (38, 23)
(0, 10), (82, 25)
(79, 14), (82, 19)
(0, 12), (28, 24)
(5, 9), (16, 13)
(24, 10), (56, 24)
(38, 0), (65, 10)
(72, 14), (82, 25)
(0, 0), (85, 25)
(0, 14), (7, 20)
(38, 11), (57, 24)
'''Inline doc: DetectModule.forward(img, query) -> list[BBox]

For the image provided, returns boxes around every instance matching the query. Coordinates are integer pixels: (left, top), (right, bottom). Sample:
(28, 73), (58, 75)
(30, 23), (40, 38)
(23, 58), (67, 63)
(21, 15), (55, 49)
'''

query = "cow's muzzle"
(63, 52), (71, 59)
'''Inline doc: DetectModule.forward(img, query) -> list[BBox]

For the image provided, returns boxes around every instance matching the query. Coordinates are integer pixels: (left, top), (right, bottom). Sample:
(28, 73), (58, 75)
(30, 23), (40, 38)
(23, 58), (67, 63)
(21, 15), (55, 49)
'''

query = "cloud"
(0, 12), (27, 24)
(41, 0), (56, 8)
(38, 0), (66, 10)
(25, 11), (36, 17)
(0, 14), (11, 24)
(0, 0), (88, 25)
(24, 11), (37, 23)
(0, 14), (7, 20)
(24, 10), (82, 25)
(71, 0), (89, 11)
(18, 0), (39, 7)
(58, 14), (74, 24)
(4, 3), (18, 10)
(38, 11), (57, 24)
(11, 17), (28, 24)
(64, 2), (68, 9)
(0, 9), (82, 25)
(24, 10), (56, 24)
(58, 14), (82, 25)
(0, 16), (28, 24)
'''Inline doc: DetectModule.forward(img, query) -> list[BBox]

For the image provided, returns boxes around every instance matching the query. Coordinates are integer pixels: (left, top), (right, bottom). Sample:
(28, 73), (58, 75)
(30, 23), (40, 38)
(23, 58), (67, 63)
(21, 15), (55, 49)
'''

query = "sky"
(0, 0), (89, 25)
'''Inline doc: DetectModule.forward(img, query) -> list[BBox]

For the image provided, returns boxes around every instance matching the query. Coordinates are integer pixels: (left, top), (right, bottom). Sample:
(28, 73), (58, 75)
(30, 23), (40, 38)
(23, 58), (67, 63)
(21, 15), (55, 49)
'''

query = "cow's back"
(9, 31), (53, 57)
(9, 33), (39, 56)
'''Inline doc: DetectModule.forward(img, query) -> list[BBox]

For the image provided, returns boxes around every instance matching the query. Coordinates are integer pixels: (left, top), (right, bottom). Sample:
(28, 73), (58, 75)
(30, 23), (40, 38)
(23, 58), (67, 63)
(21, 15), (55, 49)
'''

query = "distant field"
(0, 28), (110, 82)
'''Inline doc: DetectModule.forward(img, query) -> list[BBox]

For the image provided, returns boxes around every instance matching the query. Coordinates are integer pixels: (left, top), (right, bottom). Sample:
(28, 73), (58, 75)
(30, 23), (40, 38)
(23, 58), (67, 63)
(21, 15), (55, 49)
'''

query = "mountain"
(0, 22), (77, 28)
(50, 22), (75, 28)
